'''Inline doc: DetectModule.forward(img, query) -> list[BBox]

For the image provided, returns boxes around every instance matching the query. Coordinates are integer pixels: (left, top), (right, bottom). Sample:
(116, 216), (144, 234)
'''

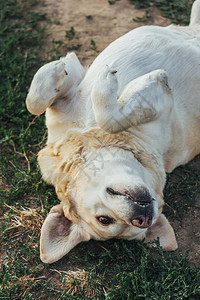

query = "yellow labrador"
(26, 0), (200, 263)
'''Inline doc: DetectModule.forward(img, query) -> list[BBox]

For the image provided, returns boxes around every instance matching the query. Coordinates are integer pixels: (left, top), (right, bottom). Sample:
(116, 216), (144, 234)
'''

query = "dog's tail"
(190, 0), (200, 26)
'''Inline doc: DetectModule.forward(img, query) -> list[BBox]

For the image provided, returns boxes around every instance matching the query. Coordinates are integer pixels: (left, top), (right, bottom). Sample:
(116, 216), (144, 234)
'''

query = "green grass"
(0, 0), (200, 299)
(130, 0), (192, 25)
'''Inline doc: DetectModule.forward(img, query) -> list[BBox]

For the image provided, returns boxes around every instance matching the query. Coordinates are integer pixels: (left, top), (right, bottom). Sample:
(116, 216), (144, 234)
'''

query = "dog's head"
(38, 130), (177, 263)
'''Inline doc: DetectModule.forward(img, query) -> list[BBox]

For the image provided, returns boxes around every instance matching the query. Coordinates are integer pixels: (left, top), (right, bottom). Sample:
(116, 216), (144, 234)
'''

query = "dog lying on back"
(26, 0), (200, 263)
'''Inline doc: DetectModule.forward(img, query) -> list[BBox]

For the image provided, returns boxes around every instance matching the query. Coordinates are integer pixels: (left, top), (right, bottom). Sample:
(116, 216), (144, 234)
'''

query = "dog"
(26, 0), (200, 263)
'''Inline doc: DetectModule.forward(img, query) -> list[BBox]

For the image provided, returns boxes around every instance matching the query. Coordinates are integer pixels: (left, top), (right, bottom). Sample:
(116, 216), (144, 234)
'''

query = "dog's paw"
(26, 60), (70, 115)
(94, 65), (118, 97)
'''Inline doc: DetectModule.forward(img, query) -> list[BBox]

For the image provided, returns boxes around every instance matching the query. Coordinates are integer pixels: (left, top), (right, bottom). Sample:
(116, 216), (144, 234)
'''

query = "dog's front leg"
(26, 53), (85, 115)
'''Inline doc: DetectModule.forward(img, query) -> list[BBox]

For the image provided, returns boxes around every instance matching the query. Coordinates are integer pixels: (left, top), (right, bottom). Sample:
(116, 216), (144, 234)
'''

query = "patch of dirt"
(38, 0), (170, 63)
(172, 198), (200, 266)
(35, 0), (199, 266)
(172, 159), (200, 266)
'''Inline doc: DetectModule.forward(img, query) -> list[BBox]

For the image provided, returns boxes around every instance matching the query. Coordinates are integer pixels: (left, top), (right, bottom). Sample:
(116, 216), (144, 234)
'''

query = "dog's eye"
(97, 216), (114, 226)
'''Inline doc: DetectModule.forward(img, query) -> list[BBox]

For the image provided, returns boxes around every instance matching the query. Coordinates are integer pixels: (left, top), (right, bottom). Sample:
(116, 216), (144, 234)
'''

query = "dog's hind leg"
(190, 0), (200, 26)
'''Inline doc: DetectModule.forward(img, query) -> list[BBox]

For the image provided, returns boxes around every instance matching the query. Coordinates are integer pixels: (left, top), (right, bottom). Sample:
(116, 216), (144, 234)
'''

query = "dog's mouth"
(107, 187), (154, 228)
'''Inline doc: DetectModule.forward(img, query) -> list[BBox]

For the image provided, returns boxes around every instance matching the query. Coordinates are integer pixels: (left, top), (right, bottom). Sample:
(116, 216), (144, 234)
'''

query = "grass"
(0, 0), (200, 299)
(130, 0), (192, 25)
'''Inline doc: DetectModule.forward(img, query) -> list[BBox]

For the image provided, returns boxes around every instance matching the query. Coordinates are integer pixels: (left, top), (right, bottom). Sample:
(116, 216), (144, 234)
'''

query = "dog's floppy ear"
(40, 204), (90, 263)
(145, 214), (178, 251)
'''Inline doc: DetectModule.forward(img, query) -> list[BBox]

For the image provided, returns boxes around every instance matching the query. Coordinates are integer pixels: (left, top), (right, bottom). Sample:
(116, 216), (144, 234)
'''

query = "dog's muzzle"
(126, 188), (154, 229)
(107, 187), (155, 228)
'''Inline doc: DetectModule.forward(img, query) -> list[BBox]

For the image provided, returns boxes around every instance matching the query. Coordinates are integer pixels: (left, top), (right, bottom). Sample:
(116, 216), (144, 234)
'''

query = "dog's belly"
(83, 25), (200, 96)
(79, 25), (200, 171)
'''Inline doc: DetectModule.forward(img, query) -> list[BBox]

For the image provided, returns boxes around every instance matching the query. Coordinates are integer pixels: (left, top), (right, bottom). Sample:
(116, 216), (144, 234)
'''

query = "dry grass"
(2, 204), (44, 237)
(0, 204), (46, 298)
(51, 268), (99, 297)
(0, 203), (44, 267)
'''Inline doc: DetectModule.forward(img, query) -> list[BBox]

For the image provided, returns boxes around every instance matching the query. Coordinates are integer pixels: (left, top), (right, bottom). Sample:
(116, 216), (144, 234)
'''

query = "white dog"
(26, 0), (200, 263)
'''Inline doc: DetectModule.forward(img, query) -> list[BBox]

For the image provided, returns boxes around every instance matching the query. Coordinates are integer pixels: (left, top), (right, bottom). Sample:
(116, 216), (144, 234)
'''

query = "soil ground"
(37, 0), (171, 64)
(36, 0), (199, 266)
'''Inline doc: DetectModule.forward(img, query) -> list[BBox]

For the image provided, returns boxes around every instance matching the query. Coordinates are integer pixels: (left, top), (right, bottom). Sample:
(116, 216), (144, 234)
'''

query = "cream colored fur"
(26, 0), (200, 263)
